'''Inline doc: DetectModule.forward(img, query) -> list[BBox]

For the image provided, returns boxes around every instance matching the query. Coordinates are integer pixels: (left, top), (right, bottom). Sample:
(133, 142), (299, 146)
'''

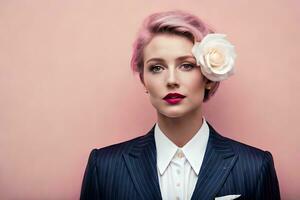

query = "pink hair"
(130, 10), (220, 102)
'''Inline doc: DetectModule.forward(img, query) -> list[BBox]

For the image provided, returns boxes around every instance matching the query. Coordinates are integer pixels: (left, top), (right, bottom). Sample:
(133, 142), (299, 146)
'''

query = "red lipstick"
(163, 93), (186, 105)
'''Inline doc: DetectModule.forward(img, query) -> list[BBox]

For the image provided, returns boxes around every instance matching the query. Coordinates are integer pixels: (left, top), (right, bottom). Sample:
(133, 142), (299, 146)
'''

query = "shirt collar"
(154, 117), (210, 176)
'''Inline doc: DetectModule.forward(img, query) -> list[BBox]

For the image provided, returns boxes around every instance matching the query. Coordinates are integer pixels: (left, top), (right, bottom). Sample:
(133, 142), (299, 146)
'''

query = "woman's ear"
(143, 84), (149, 94)
(143, 85), (148, 93)
(205, 79), (216, 90)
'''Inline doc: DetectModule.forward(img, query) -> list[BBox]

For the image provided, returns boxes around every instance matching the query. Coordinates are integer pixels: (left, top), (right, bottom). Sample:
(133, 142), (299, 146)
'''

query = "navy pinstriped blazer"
(80, 122), (280, 200)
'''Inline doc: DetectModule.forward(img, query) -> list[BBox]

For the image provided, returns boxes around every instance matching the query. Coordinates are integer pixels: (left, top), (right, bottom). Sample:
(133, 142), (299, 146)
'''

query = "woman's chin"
(156, 105), (202, 119)
(157, 109), (188, 119)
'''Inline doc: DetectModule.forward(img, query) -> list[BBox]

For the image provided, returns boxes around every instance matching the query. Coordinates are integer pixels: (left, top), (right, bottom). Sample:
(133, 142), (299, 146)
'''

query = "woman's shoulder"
(87, 132), (151, 162)
(102, 135), (145, 152)
(209, 122), (272, 155)
(216, 131), (275, 165)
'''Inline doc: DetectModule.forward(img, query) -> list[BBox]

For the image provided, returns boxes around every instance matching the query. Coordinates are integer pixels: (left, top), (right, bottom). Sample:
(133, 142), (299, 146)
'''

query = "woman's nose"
(166, 67), (179, 88)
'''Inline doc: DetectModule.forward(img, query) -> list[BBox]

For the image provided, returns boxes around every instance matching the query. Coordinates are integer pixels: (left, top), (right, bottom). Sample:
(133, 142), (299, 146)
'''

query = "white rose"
(192, 33), (236, 82)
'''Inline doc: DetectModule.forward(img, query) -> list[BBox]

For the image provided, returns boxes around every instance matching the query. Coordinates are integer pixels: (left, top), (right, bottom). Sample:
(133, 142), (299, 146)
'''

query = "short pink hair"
(131, 10), (220, 102)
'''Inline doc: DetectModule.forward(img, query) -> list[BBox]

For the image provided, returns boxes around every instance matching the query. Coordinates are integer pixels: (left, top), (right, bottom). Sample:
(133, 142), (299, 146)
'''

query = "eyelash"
(149, 63), (195, 73)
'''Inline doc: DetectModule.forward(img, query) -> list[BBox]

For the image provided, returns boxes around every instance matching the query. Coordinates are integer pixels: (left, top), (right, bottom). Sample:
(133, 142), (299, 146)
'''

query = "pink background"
(0, 0), (299, 199)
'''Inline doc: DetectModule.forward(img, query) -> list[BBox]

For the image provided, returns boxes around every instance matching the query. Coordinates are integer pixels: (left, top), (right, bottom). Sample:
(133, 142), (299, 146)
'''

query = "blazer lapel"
(191, 122), (238, 200)
(123, 125), (162, 200)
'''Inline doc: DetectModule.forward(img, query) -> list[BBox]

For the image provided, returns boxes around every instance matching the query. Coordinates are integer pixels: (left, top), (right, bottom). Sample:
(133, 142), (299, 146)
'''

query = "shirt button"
(176, 197), (180, 200)
(176, 182), (180, 187)
(177, 150), (184, 158)
(176, 169), (181, 174)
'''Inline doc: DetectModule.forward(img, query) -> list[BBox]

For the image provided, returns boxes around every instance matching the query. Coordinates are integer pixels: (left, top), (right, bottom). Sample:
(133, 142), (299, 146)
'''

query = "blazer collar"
(191, 122), (238, 200)
(123, 122), (238, 200)
(123, 124), (162, 200)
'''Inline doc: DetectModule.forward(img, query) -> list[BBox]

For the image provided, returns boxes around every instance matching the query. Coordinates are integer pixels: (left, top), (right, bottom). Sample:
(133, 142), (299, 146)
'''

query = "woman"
(80, 10), (280, 200)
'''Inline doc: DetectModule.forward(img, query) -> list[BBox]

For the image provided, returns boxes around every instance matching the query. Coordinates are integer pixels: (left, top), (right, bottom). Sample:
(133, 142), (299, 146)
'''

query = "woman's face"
(143, 33), (208, 118)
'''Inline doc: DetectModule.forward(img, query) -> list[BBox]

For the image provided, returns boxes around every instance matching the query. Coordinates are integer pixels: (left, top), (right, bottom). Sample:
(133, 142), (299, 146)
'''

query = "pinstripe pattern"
(80, 122), (280, 200)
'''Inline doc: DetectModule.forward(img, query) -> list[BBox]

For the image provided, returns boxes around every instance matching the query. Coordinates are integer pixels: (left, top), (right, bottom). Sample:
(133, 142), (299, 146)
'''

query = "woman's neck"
(156, 108), (204, 147)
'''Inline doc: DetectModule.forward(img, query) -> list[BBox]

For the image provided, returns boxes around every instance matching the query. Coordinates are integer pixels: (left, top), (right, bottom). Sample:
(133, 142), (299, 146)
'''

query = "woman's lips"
(163, 92), (185, 99)
(164, 98), (184, 104)
(163, 92), (186, 105)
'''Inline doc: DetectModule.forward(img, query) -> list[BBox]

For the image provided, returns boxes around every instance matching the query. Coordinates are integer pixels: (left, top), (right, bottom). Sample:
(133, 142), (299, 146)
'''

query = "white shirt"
(154, 118), (210, 200)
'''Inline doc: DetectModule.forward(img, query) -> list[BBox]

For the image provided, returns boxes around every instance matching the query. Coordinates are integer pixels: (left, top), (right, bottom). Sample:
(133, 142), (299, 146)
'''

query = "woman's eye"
(149, 65), (163, 73)
(181, 63), (195, 70)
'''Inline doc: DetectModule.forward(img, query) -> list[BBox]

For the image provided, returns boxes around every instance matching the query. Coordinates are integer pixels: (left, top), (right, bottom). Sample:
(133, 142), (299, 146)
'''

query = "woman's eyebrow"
(146, 55), (195, 64)
(146, 58), (164, 64)
(176, 55), (195, 61)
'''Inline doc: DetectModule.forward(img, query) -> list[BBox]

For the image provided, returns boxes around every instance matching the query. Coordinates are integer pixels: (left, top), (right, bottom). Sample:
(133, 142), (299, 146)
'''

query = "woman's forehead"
(143, 34), (194, 62)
